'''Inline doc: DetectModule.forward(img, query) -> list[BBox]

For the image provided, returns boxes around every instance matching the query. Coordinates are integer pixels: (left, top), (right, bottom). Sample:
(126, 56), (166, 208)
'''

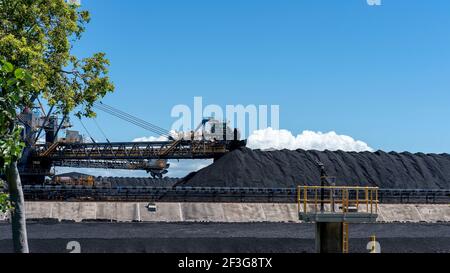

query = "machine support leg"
(315, 222), (344, 253)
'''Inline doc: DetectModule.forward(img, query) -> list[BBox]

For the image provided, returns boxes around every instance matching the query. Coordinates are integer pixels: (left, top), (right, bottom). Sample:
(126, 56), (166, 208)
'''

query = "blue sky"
(69, 0), (450, 153)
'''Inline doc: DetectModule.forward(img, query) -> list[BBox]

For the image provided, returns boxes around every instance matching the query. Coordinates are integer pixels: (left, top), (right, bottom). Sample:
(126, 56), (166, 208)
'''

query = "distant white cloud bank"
(133, 135), (169, 142)
(247, 128), (374, 152)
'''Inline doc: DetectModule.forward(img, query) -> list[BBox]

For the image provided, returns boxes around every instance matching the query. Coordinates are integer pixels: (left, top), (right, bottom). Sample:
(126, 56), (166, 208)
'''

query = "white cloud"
(167, 159), (213, 177)
(132, 135), (169, 142)
(55, 159), (213, 178)
(247, 128), (374, 152)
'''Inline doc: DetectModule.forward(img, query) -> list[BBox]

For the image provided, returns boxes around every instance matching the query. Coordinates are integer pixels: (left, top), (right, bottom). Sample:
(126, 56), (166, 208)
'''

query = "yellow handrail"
(297, 185), (379, 215)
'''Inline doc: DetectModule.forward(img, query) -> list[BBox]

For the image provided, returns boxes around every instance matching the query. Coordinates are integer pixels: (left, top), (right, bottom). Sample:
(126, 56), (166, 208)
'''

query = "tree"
(0, 0), (115, 253)
(0, 60), (32, 252)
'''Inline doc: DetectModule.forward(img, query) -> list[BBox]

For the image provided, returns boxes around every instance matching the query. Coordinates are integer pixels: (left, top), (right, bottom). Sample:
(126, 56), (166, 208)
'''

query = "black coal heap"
(179, 147), (450, 189)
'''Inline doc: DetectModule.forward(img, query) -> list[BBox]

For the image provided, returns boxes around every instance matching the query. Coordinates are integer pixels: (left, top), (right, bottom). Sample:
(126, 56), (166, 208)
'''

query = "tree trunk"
(5, 161), (29, 253)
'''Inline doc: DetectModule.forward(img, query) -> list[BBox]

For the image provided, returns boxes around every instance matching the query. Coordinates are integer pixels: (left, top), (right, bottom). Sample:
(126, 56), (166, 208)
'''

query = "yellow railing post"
(345, 189), (349, 212)
(365, 187), (369, 212)
(303, 187), (308, 214)
(314, 188), (318, 212)
(356, 189), (359, 208)
(342, 189), (345, 213)
(375, 189), (379, 214)
(370, 189), (374, 214)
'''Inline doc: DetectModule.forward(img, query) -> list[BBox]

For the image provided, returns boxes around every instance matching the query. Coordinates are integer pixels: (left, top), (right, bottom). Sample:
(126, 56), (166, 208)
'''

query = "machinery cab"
(59, 130), (83, 144)
(189, 118), (241, 142)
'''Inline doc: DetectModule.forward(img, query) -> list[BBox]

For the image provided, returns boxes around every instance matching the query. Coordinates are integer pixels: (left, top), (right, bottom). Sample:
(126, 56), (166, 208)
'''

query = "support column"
(315, 222), (344, 253)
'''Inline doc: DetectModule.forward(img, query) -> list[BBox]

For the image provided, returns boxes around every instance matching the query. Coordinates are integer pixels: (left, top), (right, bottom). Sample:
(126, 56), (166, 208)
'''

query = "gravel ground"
(1, 222), (449, 253)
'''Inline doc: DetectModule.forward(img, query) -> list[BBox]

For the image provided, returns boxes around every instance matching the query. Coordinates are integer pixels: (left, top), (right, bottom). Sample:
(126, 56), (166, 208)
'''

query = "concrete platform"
(299, 212), (378, 223)
(1, 202), (449, 223)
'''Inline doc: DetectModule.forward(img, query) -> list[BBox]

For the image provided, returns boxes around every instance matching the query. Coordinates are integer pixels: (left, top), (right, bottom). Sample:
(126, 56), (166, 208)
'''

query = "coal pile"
(96, 177), (180, 187)
(2, 223), (449, 253)
(179, 148), (450, 189)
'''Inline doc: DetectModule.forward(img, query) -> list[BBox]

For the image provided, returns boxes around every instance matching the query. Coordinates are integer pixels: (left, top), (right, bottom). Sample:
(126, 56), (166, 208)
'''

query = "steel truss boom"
(33, 140), (234, 160)
(52, 159), (167, 171)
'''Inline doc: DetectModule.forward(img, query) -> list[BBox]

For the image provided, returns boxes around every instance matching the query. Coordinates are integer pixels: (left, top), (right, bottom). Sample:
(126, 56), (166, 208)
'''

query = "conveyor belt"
(52, 159), (167, 171)
(22, 185), (450, 204)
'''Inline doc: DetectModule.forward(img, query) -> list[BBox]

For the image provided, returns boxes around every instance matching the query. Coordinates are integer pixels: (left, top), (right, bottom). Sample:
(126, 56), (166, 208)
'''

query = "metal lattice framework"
(52, 159), (168, 171)
(33, 140), (232, 160)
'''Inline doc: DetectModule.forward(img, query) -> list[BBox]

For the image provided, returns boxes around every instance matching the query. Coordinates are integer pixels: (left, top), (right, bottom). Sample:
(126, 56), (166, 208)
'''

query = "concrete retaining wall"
(0, 203), (442, 224)
(0, 212), (7, 222)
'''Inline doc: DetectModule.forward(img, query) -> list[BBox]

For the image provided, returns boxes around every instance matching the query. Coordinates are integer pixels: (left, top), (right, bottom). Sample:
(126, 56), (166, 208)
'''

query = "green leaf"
(14, 68), (25, 79)
(6, 78), (17, 87)
(0, 191), (12, 214)
(24, 72), (32, 85)
(2, 62), (14, 73)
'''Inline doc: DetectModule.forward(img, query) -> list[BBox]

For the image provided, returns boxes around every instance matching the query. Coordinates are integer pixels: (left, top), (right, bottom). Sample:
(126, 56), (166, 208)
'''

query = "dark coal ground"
(1, 222), (449, 253)
(178, 148), (450, 189)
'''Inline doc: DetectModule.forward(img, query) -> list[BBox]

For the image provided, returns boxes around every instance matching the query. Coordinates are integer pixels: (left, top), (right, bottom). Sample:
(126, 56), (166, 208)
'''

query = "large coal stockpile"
(180, 148), (450, 189)
(96, 177), (180, 187)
